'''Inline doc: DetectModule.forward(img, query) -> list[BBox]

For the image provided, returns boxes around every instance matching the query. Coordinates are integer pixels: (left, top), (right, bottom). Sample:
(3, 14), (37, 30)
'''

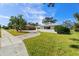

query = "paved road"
(0, 29), (40, 56)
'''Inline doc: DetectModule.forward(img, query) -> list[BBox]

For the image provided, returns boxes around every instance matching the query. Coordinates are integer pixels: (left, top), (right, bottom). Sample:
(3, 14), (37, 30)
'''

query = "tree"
(63, 20), (74, 29)
(47, 3), (55, 7)
(74, 13), (79, 31)
(28, 22), (39, 26)
(8, 15), (27, 31)
(17, 15), (27, 31)
(42, 3), (55, 25)
(9, 16), (17, 29)
(43, 3), (55, 7)
(8, 22), (13, 29)
(35, 23), (39, 26)
(42, 17), (56, 25)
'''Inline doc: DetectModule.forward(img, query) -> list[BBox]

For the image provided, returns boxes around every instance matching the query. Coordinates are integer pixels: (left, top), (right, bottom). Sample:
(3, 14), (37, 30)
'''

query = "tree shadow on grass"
(70, 38), (79, 41)
(70, 45), (79, 49)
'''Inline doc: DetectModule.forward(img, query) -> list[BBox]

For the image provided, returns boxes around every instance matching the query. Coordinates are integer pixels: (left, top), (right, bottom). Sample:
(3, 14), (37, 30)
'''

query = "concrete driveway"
(0, 29), (40, 56)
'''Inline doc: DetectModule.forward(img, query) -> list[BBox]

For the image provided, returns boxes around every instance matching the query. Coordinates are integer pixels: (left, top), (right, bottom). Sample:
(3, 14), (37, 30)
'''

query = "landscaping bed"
(23, 32), (79, 56)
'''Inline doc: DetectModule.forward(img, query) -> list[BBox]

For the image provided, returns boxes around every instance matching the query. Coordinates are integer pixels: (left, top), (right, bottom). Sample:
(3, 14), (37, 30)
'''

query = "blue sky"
(0, 3), (79, 26)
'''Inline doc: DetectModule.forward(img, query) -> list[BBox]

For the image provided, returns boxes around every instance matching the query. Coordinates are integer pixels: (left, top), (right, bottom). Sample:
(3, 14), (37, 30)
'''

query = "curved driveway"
(0, 29), (40, 56)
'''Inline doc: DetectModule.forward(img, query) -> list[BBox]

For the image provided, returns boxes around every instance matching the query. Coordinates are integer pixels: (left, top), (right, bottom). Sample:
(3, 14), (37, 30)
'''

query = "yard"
(23, 31), (79, 56)
(7, 29), (29, 36)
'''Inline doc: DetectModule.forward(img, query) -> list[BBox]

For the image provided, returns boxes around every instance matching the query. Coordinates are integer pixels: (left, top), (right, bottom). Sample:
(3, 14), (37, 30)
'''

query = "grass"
(7, 29), (29, 36)
(23, 31), (79, 56)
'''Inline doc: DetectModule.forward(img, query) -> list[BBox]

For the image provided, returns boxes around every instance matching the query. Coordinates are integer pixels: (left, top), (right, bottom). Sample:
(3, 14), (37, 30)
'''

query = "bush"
(54, 25), (70, 34)
(25, 25), (36, 30)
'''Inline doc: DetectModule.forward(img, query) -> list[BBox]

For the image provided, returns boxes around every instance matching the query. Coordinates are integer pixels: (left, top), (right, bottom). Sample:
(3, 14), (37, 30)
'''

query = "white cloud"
(23, 7), (46, 15)
(21, 4), (56, 25)
(0, 3), (19, 6)
(22, 6), (46, 17)
(37, 15), (45, 24)
(22, 4), (46, 24)
(0, 15), (9, 19)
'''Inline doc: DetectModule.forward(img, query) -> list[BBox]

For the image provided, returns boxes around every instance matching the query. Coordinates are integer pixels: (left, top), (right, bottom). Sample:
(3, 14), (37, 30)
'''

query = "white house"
(37, 23), (57, 29)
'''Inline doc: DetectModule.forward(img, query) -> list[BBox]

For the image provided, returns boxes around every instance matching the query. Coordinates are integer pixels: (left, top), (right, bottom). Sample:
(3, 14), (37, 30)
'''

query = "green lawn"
(7, 29), (29, 36)
(23, 31), (79, 56)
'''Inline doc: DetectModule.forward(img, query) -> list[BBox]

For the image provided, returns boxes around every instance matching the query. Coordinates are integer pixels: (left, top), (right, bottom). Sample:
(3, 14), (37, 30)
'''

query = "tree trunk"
(16, 29), (18, 32)
(19, 27), (22, 32)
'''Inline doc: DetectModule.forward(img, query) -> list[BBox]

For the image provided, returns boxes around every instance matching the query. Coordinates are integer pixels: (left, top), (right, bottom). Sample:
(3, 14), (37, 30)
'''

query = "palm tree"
(48, 3), (55, 7)
(42, 17), (56, 25)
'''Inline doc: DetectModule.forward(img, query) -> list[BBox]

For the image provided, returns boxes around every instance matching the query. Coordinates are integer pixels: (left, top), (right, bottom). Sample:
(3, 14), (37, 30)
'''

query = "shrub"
(54, 25), (70, 34)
